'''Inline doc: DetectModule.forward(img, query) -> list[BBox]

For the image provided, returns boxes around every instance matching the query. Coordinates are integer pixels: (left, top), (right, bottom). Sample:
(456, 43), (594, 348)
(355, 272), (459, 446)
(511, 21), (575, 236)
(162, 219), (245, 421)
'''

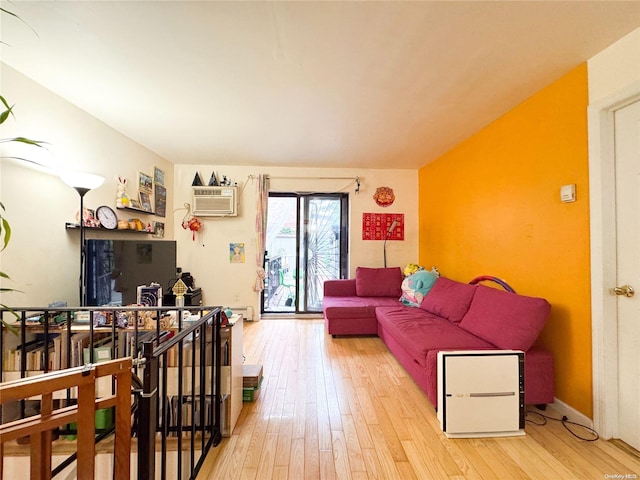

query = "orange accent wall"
(418, 64), (592, 417)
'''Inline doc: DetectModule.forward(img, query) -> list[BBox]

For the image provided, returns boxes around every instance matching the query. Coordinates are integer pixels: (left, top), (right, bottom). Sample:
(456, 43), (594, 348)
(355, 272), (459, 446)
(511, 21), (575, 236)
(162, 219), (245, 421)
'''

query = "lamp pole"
(60, 171), (105, 306)
(383, 220), (398, 268)
(75, 187), (90, 306)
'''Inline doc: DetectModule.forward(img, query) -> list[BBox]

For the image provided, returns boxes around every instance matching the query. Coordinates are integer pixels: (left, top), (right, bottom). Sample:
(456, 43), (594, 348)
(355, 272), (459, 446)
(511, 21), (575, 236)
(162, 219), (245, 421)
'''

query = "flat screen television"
(85, 239), (177, 306)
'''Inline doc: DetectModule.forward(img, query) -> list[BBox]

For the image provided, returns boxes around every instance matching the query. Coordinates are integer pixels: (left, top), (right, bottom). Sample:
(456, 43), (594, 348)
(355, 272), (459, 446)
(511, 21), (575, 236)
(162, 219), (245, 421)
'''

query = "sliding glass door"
(262, 192), (348, 314)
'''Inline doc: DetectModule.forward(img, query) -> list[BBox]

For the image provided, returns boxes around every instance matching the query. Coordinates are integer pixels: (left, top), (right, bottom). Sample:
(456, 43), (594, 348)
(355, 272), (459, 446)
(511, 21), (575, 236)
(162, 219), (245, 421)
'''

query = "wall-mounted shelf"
(64, 223), (151, 234)
(117, 206), (154, 215)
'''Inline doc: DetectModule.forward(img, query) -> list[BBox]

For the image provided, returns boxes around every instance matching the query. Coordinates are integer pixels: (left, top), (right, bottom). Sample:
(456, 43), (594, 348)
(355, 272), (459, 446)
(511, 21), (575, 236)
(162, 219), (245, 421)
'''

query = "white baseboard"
(544, 398), (593, 429)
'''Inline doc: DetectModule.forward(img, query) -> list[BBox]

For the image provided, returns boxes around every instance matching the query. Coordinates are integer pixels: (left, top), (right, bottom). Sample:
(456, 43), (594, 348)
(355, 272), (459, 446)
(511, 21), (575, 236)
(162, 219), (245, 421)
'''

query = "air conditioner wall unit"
(192, 186), (238, 216)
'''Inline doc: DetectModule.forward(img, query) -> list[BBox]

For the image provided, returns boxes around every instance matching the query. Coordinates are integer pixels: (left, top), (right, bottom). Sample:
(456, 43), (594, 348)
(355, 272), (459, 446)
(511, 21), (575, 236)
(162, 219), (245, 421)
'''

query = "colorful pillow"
(355, 267), (403, 297)
(459, 285), (550, 351)
(400, 270), (438, 306)
(419, 277), (477, 323)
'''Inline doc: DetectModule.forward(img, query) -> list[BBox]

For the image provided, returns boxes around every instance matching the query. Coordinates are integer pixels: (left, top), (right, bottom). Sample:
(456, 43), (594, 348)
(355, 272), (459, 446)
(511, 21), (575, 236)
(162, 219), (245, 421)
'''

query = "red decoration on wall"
(362, 213), (404, 240)
(373, 186), (396, 207)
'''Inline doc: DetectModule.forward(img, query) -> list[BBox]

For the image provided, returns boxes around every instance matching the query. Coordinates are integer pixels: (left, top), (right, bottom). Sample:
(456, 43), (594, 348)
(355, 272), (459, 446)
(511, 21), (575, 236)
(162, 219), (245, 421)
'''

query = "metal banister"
(137, 307), (222, 479)
(1, 305), (223, 479)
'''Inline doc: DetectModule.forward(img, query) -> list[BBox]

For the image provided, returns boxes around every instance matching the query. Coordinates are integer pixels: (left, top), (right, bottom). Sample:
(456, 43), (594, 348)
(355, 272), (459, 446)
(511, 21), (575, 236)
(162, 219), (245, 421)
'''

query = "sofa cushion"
(324, 278), (357, 297)
(419, 277), (477, 323)
(376, 306), (494, 368)
(355, 267), (403, 297)
(323, 296), (401, 319)
(459, 285), (551, 351)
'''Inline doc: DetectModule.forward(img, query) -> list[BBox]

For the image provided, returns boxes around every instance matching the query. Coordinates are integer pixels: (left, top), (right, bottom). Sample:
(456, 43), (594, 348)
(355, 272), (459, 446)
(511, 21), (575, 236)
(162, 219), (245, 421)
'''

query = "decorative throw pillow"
(400, 270), (438, 306)
(459, 285), (551, 351)
(355, 267), (403, 297)
(419, 277), (478, 323)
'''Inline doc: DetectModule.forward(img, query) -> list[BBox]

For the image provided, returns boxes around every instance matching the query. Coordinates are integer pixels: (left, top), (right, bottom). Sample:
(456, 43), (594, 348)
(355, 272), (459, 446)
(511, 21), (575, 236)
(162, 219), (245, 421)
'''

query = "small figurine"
(116, 176), (130, 208)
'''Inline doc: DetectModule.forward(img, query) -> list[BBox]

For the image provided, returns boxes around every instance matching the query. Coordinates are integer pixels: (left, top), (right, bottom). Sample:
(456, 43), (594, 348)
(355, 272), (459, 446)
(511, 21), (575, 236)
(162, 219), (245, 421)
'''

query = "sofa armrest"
(324, 279), (357, 297)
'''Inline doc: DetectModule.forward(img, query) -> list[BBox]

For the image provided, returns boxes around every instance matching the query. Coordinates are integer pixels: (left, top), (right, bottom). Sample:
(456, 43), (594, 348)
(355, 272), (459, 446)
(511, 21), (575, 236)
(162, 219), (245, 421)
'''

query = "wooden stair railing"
(0, 357), (132, 480)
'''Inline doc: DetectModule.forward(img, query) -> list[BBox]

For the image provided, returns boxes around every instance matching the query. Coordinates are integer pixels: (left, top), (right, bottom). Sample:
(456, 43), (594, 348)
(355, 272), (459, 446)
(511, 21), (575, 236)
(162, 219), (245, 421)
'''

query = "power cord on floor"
(526, 410), (599, 442)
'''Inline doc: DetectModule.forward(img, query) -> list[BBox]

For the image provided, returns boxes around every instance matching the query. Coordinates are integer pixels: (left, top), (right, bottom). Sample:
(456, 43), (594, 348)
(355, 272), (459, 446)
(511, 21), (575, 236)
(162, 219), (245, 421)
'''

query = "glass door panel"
(262, 193), (347, 314)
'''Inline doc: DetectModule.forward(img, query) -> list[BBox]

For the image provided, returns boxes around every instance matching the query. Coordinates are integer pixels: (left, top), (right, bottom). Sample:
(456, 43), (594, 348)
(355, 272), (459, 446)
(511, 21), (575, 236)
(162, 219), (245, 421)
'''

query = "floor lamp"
(60, 171), (105, 306)
(383, 220), (398, 268)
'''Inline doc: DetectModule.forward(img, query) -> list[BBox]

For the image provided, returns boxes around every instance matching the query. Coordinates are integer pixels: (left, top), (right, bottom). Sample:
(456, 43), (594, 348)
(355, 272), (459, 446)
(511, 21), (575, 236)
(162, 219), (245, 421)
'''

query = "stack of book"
(242, 364), (264, 402)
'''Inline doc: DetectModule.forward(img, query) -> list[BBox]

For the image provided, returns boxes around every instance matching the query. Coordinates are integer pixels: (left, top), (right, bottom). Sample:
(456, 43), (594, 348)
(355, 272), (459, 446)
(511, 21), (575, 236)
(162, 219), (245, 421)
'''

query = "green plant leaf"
(0, 95), (14, 112)
(0, 6), (40, 337)
(1, 288), (24, 294)
(0, 157), (56, 174)
(0, 289), (23, 294)
(0, 137), (48, 147)
(1, 216), (10, 251)
(1, 96), (16, 125)
(0, 304), (19, 334)
(0, 7), (39, 38)
(0, 7), (22, 20)
(0, 106), (14, 124)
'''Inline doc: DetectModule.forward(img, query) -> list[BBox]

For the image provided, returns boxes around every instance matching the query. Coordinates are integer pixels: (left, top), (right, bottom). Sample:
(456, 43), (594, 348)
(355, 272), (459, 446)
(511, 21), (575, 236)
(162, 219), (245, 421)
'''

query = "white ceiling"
(2, 1), (639, 170)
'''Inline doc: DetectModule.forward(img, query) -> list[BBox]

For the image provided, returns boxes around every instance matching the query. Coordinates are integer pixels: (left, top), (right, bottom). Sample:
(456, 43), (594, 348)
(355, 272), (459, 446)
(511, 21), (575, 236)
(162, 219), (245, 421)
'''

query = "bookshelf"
(2, 324), (144, 400)
(223, 315), (243, 436)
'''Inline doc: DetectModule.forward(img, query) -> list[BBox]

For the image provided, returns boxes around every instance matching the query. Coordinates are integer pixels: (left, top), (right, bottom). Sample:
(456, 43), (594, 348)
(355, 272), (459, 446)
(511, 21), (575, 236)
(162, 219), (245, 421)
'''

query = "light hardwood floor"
(198, 319), (640, 479)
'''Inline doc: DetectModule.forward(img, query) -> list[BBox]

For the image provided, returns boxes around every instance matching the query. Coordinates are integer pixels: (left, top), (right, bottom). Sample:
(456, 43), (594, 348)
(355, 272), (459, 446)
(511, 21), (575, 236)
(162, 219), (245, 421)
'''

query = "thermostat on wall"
(560, 184), (576, 203)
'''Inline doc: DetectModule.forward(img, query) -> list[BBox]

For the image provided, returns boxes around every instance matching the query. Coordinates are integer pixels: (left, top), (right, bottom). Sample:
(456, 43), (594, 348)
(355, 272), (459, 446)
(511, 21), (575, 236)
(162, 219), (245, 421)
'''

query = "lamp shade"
(60, 171), (105, 190)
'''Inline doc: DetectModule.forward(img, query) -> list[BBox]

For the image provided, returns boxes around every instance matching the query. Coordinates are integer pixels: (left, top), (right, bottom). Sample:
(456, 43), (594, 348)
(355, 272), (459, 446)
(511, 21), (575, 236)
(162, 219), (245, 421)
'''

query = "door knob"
(613, 285), (635, 297)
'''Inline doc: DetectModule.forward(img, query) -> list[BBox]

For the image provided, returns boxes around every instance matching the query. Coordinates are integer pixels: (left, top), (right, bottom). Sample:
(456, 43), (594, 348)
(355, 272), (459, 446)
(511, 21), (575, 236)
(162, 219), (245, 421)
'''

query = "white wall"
(0, 64), (419, 312)
(0, 64), (174, 307)
(174, 165), (418, 314)
(588, 27), (640, 103)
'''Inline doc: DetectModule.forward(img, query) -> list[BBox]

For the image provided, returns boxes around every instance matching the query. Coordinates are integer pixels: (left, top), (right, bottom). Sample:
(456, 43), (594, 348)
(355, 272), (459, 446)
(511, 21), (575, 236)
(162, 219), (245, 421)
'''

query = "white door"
(614, 99), (640, 451)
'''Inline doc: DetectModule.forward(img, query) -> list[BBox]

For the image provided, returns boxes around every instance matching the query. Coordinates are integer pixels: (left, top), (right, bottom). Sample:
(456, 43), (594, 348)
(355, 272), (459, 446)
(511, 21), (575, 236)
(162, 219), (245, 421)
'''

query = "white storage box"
(437, 350), (525, 438)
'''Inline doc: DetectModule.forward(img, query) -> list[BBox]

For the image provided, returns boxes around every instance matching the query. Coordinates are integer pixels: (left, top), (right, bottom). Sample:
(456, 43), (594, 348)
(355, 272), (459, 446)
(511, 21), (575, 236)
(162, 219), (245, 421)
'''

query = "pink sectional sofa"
(322, 267), (555, 408)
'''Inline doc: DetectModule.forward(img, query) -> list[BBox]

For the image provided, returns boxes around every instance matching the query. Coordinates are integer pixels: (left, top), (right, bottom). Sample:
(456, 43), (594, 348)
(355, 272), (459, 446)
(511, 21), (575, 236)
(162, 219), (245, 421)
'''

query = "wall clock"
(96, 205), (118, 230)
